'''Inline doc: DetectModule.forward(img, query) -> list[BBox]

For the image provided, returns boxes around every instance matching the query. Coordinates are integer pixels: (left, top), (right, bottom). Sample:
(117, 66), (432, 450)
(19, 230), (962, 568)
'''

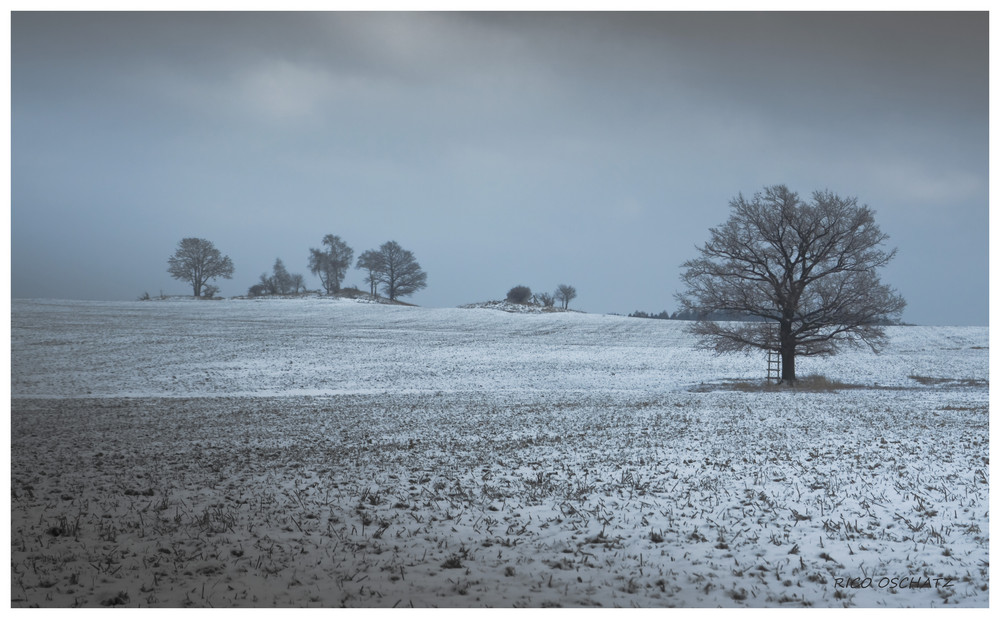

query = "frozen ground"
(9, 298), (990, 607)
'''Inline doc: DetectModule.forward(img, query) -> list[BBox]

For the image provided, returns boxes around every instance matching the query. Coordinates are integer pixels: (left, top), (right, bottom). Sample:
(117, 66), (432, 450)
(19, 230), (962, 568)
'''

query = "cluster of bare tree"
(506, 284), (578, 310)
(165, 235), (428, 303)
(249, 259), (306, 297)
(355, 241), (428, 301)
(304, 236), (428, 301)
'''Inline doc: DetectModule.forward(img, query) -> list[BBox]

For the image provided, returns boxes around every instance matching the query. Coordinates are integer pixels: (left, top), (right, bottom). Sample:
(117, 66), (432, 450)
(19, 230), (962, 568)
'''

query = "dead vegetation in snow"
(11, 391), (988, 608)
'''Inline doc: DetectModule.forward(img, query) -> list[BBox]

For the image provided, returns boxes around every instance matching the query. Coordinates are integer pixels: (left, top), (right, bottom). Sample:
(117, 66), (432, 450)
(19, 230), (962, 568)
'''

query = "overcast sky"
(10, 11), (988, 325)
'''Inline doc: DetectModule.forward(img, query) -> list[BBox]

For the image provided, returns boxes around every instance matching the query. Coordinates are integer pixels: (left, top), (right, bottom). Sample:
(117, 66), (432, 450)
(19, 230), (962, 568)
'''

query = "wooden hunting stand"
(767, 349), (781, 383)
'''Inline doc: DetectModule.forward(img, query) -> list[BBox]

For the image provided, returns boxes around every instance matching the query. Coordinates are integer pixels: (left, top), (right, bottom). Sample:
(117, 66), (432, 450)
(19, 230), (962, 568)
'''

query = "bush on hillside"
(536, 292), (556, 307)
(506, 286), (532, 304)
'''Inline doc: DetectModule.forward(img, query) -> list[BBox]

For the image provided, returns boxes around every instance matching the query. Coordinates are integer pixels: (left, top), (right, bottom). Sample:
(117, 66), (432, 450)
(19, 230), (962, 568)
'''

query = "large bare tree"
(167, 237), (234, 297)
(677, 185), (906, 382)
(374, 241), (427, 301)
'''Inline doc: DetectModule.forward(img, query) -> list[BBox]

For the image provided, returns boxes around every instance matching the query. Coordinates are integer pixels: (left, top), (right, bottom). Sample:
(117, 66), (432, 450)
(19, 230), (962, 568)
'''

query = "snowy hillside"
(9, 297), (988, 398)
(10, 298), (990, 608)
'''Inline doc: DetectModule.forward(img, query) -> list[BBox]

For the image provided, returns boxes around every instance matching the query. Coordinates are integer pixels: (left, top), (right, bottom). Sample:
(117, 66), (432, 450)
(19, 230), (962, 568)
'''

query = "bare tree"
(309, 234), (354, 294)
(167, 237), (234, 297)
(256, 272), (277, 296)
(536, 292), (556, 307)
(555, 284), (577, 310)
(677, 185), (906, 383)
(374, 241), (427, 301)
(356, 249), (385, 298)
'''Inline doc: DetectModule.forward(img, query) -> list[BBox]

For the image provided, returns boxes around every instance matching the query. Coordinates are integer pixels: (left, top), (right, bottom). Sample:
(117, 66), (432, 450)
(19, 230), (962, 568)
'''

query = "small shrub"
(506, 285), (532, 304)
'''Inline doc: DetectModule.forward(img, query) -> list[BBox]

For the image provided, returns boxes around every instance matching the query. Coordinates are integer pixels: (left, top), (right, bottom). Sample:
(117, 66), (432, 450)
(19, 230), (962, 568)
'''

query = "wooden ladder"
(767, 349), (781, 382)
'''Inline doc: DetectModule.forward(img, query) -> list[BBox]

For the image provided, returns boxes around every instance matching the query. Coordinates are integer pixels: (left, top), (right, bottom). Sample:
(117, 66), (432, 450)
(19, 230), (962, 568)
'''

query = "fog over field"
(10, 298), (989, 608)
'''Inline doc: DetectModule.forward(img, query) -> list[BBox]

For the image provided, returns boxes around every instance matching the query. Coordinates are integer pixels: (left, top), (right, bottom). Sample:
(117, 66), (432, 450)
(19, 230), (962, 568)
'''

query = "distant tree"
(271, 258), (293, 295)
(356, 249), (385, 297)
(670, 308), (761, 322)
(309, 234), (354, 294)
(506, 286), (532, 304)
(555, 284), (577, 310)
(536, 292), (556, 307)
(677, 184), (906, 383)
(256, 272), (277, 295)
(254, 258), (302, 296)
(373, 241), (428, 301)
(167, 237), (234, 297)
(628, 310), (671, 320)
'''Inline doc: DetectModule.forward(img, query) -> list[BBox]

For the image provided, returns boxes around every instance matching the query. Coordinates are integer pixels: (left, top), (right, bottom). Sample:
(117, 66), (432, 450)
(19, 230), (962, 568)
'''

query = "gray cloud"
(11, 11), (988, 325)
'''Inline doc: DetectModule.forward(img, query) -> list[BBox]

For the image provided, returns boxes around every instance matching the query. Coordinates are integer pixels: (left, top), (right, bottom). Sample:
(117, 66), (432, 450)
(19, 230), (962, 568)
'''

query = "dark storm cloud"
(10, 11), (988, 325)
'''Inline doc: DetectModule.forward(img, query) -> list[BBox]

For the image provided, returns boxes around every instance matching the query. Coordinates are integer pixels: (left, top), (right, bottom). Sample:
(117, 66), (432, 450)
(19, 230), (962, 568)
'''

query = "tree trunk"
(781, 347), (796, 383)
(779, 318), (796, 383)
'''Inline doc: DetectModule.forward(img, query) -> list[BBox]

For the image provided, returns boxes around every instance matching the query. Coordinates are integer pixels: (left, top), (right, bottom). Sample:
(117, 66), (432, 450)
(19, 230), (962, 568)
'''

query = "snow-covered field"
(10, 298), (990, 607)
